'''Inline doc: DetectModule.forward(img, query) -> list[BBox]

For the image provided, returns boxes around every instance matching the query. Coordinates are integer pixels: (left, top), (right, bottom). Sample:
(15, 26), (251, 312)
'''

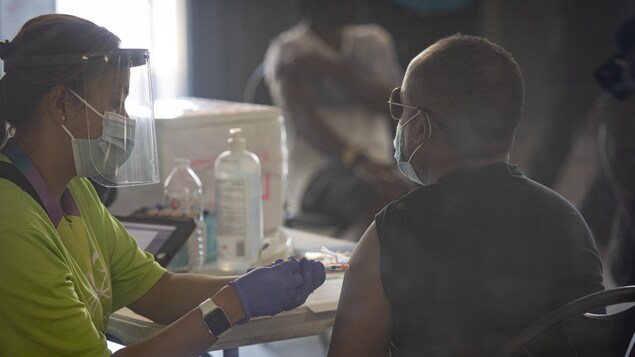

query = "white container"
(108, 97), (287, 235)
(214, 128), (263, 272)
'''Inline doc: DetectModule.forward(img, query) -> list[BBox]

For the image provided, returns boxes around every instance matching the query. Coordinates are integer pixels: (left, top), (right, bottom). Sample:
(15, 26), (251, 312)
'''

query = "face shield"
(4, 49), (159, 187)
(76, 49), (159, 187)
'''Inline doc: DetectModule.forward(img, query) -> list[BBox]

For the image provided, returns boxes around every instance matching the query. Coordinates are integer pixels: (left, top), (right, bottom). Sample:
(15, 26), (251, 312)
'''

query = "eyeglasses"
(387, 87), (446, 131)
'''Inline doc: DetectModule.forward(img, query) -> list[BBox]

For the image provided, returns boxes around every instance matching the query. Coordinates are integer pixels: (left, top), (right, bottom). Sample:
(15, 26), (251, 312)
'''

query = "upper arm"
(265, 41), (310, 106)
(277, 70), (313, 110)
(99, 211), (166, 311)
(276, 69), (328, 141)
(328, 222), (393, 357)
(354, 25), (403, 86)
(264, 40), (322, 118)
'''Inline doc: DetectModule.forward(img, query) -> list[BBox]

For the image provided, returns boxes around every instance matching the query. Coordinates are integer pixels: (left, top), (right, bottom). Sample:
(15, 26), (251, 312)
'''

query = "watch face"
(204, 308), (232, 337)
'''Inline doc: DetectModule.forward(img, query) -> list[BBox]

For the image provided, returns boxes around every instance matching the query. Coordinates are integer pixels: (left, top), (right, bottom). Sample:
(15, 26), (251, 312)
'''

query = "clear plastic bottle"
(164, 158), (207, 272)
(214, 128), (263, 272)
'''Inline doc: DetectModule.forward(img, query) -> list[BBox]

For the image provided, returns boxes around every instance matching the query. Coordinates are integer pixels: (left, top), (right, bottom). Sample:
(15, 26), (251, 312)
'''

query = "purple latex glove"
(288, 257), (326, 309)
(229, 257), (326, 322)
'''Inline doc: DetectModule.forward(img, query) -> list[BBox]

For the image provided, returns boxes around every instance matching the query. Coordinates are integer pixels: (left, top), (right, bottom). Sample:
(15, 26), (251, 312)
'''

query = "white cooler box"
(108, 97), (287, 234)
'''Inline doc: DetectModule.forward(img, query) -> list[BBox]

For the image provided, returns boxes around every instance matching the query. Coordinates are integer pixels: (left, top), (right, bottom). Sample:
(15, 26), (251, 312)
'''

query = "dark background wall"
(187, 0), (300, 102)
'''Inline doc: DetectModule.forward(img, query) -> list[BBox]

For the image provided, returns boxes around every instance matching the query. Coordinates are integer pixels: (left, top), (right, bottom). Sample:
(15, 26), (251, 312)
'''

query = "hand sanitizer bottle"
(214, 128), (263, 272)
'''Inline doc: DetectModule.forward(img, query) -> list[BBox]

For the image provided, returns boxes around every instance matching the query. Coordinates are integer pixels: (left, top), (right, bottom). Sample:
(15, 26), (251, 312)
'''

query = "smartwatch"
(199, 298), (232, 337)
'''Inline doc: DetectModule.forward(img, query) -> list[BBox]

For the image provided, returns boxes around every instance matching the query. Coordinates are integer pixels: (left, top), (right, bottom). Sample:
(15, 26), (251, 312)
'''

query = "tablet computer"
(116, 215), (195, 267)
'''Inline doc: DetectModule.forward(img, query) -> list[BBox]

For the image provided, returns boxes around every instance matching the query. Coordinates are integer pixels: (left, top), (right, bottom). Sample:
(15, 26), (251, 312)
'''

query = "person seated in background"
(582, 15), (635, 286)
(264, 0), (409, 238)
(0, 14), (324, 356)
(327, 34), (605, 356)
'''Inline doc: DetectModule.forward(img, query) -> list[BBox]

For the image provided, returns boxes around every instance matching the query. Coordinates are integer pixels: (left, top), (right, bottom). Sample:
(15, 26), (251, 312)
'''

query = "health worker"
(0, 14), (325, 357)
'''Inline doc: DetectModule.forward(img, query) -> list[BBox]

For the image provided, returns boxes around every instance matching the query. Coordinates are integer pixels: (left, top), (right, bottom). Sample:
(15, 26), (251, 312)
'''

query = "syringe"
(325, 263), (350, 272)
(320, 246), (350, 272)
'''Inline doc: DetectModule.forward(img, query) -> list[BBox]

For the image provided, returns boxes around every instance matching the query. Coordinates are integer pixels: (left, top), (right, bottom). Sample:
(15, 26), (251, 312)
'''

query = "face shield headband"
(2, 48), (150, 73)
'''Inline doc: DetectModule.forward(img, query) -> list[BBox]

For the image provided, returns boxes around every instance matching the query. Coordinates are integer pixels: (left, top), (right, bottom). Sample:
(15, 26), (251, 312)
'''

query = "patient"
(327, 34), (605, 356)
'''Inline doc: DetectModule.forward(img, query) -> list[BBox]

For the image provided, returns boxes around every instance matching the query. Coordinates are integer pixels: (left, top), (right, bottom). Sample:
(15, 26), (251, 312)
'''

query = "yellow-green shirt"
(0, 151), (166, 356)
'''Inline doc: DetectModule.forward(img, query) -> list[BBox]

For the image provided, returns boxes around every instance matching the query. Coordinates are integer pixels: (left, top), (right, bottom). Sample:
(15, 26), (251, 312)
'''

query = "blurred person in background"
(583, 15), (635, 285)
(264, 0), (410, 239)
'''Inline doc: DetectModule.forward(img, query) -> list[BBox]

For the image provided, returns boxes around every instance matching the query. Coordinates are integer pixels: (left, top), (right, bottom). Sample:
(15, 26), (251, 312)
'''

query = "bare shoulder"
(327, 222), (392, 357)
(348, 222), (381, 274)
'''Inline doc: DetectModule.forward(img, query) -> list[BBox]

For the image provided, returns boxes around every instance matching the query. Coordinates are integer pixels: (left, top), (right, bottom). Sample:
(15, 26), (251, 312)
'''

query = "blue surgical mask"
(393, 113), (429, 185)
(61, 91), (135, 178)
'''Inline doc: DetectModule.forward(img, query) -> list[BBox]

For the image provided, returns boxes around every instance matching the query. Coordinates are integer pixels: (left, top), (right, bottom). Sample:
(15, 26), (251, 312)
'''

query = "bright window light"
(56, 0), (186, 99)
(56, 0), (152, 50)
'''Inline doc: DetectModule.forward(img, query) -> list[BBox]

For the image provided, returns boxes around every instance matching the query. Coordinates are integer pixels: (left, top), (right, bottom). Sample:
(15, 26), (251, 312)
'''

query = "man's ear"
(47, 86), (70, 124)
(413, 113), (432, 144)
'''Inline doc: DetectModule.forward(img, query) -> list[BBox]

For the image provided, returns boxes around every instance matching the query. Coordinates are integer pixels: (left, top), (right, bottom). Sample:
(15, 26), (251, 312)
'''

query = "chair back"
(242, 62), (272, 105)
(495, 285), (635, 357)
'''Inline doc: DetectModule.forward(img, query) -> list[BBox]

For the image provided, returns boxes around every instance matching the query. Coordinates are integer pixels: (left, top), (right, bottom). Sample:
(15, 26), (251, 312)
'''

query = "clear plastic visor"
(79, 49), (159, 187)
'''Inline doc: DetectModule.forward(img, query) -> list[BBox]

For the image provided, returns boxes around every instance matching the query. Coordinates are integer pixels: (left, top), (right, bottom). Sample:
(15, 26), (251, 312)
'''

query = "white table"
(106, 228), (355, 351)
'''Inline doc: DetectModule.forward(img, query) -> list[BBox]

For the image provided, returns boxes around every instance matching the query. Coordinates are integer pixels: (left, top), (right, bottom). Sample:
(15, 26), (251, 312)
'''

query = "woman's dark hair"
(0, 14), (121, 147)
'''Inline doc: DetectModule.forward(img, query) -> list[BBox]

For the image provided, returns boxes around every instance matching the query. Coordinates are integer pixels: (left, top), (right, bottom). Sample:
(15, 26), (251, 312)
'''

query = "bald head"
(403, 34), (524, 157)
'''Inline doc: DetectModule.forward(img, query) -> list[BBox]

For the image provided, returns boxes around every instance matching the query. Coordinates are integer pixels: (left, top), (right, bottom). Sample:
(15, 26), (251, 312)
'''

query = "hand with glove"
(229, 257), (326, 322)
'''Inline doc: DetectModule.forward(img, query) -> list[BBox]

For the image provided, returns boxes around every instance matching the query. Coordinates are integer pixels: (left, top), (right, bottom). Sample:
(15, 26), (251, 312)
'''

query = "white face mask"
(393, 112), (432, 185)
(61, 90), (135, 178)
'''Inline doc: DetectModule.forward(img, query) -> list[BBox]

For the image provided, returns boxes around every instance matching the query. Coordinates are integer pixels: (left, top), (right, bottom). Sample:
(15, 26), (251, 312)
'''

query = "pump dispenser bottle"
(214, 128), (263, 272)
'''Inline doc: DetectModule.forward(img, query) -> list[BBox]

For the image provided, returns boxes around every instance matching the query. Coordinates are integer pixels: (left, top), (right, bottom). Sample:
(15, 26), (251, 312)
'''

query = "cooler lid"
(154, 97), (282, 128)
